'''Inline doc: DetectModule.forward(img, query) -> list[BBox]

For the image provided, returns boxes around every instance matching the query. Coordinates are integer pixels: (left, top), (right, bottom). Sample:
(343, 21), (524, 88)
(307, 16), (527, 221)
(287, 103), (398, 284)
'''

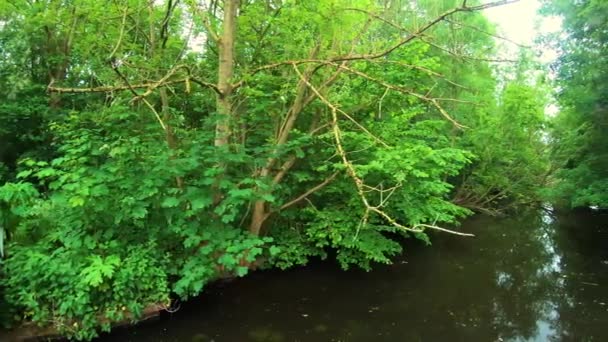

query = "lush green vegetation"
(541, 0), (608, 208)
(0, 0), (597, 339)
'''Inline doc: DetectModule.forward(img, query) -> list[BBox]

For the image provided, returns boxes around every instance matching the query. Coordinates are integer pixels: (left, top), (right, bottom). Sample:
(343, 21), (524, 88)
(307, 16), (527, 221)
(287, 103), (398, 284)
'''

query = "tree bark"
(160, 88), (184, 189)
(215, 0), (238, 147)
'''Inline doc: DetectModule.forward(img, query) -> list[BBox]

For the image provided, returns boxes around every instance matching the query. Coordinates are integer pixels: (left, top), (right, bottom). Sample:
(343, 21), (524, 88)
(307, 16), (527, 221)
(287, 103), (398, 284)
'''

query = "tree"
(0, 0), (536, 339)
(541, 0), (608, 208)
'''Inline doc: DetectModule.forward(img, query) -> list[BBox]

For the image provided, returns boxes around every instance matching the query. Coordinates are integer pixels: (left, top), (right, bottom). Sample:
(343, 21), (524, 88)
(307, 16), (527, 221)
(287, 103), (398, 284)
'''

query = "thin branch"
(445, 18), (529, 49)
(370, 60), (470, 90)
(108, 7), (129, 61)
(236, 1), (517, 84)
(281, 64), (390, 147)
(142, 98), (168, 131)
(131, 64), (189, 102)
(378, 87), (389, 121)
(293, 64), (474, 238)
(279, 171), (339, 211)
(190, 77), (221, 94)
(331, 63), (467, 128)
(48, 76), (220, 95)
(109, 64), (167, 131)
(419, 35), (518, 63)
(332, 1), (518, 63)
(63, 7), (78, 57)
(48, 80), (182, 93)
(188, 0), (220, 43)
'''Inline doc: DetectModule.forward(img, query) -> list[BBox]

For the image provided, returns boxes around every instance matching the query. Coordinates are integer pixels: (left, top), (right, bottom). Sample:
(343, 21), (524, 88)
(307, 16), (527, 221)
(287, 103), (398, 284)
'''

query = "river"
(94, 208), (607, 341)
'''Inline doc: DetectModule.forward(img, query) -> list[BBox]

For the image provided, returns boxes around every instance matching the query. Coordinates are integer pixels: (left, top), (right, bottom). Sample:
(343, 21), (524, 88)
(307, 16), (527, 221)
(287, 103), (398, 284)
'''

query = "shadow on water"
(89, 209), (608, 341)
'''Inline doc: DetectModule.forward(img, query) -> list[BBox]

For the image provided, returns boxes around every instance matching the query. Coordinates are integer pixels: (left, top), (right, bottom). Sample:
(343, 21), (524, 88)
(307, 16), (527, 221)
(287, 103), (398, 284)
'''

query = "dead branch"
(48, 75), (220, 95)
(292, 64), (474, 237)
(279, 171), (340, 211)
(332, 1), (518, 63)
(330, 63), (467, 128)
(48, 80), (180, 94)
(108, 7), (129, 61)
(236, 0), (517, 82)
(418, 35), (518, 63)
(370, 60), (470, 90)
(445, 18), (529, 49)
(130, 64), (188, 102)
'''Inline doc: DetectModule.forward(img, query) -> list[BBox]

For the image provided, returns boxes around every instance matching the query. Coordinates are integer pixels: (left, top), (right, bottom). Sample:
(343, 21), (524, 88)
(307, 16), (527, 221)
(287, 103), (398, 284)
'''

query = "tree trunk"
(249, 199), (268, 236)
(211, 0), (238, 206)
(160, 88), (184, 189)
(215, 0), (238, 147)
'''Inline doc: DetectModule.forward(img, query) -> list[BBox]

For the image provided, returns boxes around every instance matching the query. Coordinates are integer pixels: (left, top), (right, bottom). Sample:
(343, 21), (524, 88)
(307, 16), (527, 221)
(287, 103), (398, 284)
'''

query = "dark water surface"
(97, 209), (608, 341)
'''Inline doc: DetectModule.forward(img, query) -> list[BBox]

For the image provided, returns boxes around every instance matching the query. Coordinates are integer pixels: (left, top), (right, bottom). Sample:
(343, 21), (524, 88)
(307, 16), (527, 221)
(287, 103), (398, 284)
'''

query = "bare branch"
(110, 63), (168, 131)
(130, 64), (189, 102)
(418, 35), (518, 63)
(445, 18), (529, 49)
(48, 81), (178, 94)
(330, 63), (467, 128)
(108, 7), (129, 61)
(371, 60), (470, 90)
(279, 171), (340, 211)
(332, 1), (518, 63)
(292, 64), (474, 238)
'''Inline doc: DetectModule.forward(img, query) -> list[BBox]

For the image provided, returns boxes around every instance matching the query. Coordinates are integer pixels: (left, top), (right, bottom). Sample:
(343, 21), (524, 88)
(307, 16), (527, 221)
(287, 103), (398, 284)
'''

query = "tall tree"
(0, 1), (533, 339)
(542, 0), (608, 208)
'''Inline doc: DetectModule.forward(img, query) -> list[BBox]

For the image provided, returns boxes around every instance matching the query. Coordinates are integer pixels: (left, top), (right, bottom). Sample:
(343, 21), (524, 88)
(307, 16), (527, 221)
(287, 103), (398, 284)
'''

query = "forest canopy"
(0, 0), (600, 339)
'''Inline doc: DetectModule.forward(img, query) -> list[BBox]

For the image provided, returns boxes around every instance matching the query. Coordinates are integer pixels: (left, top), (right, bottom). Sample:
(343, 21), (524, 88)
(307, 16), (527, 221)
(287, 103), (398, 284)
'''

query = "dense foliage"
(0, 0), (556, 339)
(541, 0), (608, 208)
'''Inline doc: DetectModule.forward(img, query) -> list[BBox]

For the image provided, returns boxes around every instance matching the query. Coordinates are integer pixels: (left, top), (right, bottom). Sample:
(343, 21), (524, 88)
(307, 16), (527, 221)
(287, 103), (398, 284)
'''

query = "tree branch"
(108, 7), (129, 61)
(332, 1), (518, 63)
(292, 64), (474, 238)
(48, 81), (180, 94)
(279, 171), (339, 211)
(445, 18), (529, 49)
(188, 0), (220, 43)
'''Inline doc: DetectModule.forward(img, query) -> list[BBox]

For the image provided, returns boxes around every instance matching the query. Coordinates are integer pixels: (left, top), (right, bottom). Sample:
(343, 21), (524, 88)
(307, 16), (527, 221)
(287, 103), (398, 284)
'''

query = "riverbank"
(88, 209), (608, 341)
(3, 209), (607, 341)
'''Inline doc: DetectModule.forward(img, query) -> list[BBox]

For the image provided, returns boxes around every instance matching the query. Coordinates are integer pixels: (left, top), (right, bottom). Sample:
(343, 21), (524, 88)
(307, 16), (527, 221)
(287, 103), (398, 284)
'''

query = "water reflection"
(97, 209), (608, 341)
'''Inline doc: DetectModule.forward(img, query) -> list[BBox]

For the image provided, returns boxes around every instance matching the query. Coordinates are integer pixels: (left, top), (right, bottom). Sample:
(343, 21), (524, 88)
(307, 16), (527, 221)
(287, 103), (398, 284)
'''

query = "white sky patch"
(484, 0), (541, 46)
(483, 0), (563, 118)
(483, 0), (562, 63)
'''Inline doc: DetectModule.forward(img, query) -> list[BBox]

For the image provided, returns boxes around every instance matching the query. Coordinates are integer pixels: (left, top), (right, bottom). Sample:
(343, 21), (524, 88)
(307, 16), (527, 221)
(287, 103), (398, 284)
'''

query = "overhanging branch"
(292, 64), (474, 237)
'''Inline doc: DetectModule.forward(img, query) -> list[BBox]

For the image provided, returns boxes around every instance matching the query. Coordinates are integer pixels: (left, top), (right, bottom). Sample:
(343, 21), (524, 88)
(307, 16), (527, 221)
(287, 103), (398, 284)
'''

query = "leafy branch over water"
(0, 0), (566, 339)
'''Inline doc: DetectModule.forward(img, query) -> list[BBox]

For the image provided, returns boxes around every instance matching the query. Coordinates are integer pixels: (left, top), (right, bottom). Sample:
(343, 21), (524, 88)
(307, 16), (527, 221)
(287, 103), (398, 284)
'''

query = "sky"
(483, 0), (562, 63)
(483, 0), (563, 115)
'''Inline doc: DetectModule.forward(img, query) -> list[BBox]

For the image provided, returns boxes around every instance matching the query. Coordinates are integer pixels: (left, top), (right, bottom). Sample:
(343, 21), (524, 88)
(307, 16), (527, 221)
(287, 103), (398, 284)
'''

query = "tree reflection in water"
(96, 209), (608, 342)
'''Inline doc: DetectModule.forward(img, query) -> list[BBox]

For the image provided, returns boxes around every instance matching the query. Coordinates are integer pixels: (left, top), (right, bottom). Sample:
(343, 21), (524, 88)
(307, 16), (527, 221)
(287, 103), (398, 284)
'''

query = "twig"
(279, 171), (340, 211)
(108, 7), (129, 61)
(332, 1), (519, 62)
(292, 64), (474, 237)
(187, 0), (219, 43)
(445, 18), (529, 49)
(48, 80), (184, 93)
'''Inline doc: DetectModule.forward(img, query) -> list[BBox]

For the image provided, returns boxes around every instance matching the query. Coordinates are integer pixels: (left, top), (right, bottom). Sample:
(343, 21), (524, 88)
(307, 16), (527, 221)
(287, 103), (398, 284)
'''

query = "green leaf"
(235, 266), (249, 277)
(161, 197), (180, 208)
(131, 206), (148, 219)
(69, 196), (85, 207)
(16, 170), (33, 179)
(269, 246), (281, 257)
(191, 197), (212, 211)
